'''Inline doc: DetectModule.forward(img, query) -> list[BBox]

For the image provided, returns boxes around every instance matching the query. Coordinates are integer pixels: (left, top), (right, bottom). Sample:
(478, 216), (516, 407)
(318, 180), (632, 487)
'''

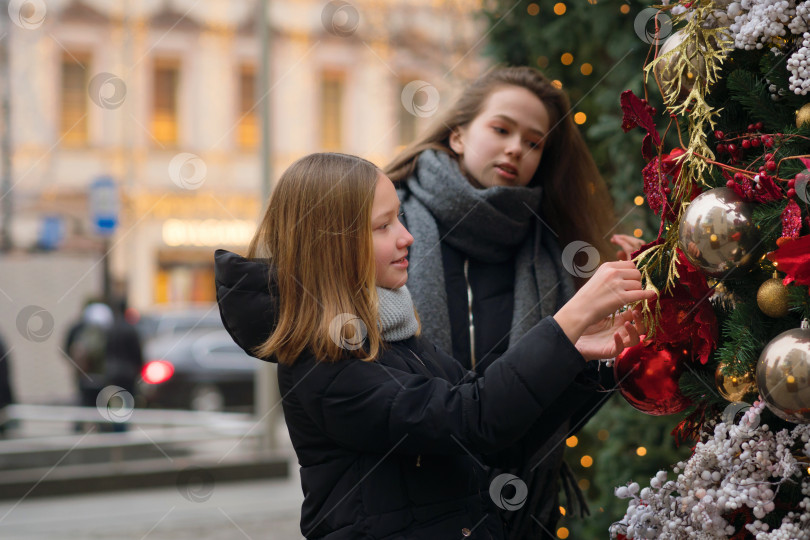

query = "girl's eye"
(526, 140), (542, 150)
(493, 126), (508, 135)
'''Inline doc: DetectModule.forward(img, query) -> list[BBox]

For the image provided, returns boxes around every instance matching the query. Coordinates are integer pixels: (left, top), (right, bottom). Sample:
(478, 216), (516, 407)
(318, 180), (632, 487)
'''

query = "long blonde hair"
(385, 66), (617, 283)
(248, 153), (382, 365)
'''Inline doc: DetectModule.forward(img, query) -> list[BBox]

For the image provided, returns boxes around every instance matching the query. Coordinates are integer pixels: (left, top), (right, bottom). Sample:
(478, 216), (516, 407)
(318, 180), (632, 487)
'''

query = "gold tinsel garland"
(636, 2), (734, 333)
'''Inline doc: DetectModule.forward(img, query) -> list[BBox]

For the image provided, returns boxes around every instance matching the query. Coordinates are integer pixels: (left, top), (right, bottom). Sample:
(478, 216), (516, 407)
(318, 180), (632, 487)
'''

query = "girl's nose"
(505, 136), (522, 157)
(398, 226), (414, 248)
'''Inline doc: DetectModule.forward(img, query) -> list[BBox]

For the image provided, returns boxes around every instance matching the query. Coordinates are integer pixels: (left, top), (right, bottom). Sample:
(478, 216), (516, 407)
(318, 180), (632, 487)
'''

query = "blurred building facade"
(2, 0), (486, 310)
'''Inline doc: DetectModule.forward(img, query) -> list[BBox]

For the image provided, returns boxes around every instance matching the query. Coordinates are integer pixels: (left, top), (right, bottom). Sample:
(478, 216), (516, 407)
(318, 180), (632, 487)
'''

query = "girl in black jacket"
(385, 66), (644, 538)
(215, 152), (654, 539)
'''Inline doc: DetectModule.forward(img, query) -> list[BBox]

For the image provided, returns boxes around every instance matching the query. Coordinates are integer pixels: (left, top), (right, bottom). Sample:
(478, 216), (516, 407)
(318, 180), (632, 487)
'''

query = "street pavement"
(0, 470), (305, 539)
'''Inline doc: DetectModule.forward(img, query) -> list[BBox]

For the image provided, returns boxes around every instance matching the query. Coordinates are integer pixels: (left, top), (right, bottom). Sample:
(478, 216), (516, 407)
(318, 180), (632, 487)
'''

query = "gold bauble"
(653, 30), (707, 102)
(715, 366), (755, 402)
(756, 326), (810, 423)
(757, 278), (790, 318)
(796, 103), (810, 129)
(678, 188), (760, 278)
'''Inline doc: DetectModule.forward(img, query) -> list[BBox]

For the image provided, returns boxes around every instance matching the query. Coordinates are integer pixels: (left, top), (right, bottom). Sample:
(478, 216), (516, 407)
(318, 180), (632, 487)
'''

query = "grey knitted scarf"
(400, 149), (576, 353)
(376, 285), (419, 342)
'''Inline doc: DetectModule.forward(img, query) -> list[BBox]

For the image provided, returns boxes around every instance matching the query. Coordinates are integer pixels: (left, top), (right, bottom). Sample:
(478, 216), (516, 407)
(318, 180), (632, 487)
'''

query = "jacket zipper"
(463, 258), (476, 370)
(407, 347), (425, 468)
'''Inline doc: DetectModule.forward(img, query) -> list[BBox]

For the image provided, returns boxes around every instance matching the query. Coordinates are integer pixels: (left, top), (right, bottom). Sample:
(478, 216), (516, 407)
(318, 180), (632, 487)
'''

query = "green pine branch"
(726, 69), (794, 130)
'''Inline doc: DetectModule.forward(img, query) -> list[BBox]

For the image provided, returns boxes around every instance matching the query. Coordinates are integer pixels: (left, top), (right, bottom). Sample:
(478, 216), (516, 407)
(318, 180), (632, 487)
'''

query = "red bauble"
(614, 342), (691, 416)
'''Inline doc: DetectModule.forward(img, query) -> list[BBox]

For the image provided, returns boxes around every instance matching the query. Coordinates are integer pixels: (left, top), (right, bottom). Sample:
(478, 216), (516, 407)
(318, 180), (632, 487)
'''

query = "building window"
(237, 64), (258, 149)
(152, 59), (180, 146)
(398, 79), (418, 148)
(320, 71), (344, 151)
(60, 53), (90, 145)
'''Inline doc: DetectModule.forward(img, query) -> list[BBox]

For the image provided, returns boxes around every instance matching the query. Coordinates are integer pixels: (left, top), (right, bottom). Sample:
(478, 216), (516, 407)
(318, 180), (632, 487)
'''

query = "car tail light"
(142, 360), (174, 384)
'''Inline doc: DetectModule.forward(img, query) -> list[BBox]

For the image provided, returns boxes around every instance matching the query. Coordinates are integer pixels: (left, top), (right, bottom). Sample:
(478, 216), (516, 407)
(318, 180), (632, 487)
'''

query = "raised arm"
(286, 317), (584, 457)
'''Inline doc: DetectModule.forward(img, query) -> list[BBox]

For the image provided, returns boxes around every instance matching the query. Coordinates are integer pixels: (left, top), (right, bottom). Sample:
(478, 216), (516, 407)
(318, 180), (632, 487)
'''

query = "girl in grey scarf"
(385, 66), (644, 539)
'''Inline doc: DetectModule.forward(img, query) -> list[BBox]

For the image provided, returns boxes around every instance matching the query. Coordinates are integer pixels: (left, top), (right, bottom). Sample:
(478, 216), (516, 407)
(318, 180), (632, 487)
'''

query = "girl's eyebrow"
(491, 114), (546, 137)
(372, 203), (400, 222)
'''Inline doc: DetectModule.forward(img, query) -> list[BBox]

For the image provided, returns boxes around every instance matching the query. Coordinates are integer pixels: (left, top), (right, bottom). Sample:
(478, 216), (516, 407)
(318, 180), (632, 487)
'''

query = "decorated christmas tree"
(609, 1), (810, 538)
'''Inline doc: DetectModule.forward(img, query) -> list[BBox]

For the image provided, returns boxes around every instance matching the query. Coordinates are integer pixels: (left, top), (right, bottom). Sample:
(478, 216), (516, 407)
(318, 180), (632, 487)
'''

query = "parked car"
(138, 328), (257, 412)
(134, 304), (224, 342)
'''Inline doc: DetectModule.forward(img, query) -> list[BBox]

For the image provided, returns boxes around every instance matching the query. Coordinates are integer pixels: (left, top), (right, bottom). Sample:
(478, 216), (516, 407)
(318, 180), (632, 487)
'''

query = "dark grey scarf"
(400, 149), (576, 353)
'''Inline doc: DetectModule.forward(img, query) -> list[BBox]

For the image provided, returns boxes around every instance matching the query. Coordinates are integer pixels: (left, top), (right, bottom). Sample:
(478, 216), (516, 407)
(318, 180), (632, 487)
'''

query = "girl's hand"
(554, 261), (656, 346)
(611, 234), (645, 261)
(575, 308), (645, 361)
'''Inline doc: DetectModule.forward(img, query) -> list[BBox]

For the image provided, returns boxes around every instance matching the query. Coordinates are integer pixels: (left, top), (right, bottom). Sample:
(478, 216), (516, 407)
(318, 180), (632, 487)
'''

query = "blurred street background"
(0, 0), (688, 538)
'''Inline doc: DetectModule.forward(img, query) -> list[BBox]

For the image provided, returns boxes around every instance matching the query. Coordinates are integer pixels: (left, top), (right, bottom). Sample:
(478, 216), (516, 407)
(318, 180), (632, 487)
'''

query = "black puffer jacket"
(215, 249), (591, 539)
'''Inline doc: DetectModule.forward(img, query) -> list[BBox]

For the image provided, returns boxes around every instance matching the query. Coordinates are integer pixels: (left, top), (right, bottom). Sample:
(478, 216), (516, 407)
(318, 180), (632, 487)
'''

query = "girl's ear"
(448, 128), (465, 155)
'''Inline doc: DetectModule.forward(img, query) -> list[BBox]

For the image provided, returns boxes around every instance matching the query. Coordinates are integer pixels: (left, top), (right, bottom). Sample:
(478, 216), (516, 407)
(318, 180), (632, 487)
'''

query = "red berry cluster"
(714, 123), (774, 164)
(787, 171), (808, 199)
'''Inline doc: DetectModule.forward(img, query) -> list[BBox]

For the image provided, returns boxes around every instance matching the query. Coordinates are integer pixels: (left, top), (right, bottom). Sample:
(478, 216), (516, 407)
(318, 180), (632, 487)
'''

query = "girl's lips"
(392, 257), (408, 268)
(495, 164), (518, 179)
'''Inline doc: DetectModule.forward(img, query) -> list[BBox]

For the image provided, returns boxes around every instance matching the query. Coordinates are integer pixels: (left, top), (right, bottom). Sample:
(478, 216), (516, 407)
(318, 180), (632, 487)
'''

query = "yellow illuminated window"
(238, 64), (258, 149)
(321, 71), (345, 151)
(152, 59), (180, 146)
(60, 52), (90, 145)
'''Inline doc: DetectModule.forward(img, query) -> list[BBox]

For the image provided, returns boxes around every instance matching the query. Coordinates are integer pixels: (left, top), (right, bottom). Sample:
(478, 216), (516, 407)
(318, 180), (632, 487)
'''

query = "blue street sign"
(38, 215), (64, 250)
(89, 176), (119, 237)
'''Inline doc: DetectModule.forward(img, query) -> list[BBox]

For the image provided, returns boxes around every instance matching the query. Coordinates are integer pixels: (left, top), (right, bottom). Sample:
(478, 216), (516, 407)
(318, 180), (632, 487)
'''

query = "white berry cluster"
(717, 0), (810, 94)
(787, 32), (810, 94)
(789, 1), (810, 33)
(609, 400), (810, 539)
(727, 0), (795, 50)
(766, 78), (789, 100)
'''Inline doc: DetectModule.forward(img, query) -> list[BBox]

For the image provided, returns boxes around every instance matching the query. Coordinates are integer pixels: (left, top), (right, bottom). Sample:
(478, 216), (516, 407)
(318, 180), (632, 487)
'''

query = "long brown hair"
(248, 153), (382, 365)
(385, 65), (617, 283)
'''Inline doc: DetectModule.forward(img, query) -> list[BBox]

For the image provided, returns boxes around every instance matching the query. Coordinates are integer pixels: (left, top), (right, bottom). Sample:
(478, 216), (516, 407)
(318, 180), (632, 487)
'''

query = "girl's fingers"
(625, 321), (641, 347)
(623, 289), (658, 303)
(612, 234), (644, 252)
(613, 331), (624, 352)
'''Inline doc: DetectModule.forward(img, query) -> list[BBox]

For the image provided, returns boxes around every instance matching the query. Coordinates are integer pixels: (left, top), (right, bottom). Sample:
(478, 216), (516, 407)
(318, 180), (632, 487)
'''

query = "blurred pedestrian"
(0, 330), (15, 437)
(104, 298), (143, 432)
(65, 301), (113, 432)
